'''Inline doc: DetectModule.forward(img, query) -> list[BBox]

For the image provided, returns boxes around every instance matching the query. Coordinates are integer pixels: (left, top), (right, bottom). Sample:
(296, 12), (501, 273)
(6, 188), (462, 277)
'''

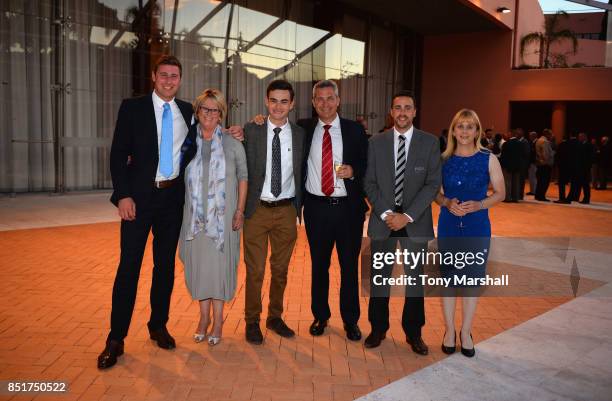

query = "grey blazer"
(243, 120), (305, 218)
(364, 128), (441, 241)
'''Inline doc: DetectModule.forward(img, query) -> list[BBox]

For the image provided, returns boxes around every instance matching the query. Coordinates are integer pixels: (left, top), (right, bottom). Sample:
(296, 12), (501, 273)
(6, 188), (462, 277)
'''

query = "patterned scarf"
(186, 124), (226, 251)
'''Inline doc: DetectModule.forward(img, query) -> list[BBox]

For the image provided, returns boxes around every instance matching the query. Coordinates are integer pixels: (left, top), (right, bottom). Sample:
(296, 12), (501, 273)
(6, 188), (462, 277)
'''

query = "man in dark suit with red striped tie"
(299, 80), (369, 341)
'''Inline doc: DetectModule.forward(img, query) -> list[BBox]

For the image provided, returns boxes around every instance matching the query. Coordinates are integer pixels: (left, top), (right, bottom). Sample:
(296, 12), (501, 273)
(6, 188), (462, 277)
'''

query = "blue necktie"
(160, 102), (173, 178)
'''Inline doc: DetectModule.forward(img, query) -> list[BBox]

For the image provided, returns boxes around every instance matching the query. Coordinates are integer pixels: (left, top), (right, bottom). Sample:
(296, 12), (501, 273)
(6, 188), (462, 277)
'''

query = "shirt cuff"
(403, 213), (414, 223)
(380, 210), (392, 220)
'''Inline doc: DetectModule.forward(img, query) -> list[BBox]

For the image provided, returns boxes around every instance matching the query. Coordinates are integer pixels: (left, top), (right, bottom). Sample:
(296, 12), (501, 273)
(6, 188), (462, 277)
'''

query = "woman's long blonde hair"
(441, 108), (485, 159)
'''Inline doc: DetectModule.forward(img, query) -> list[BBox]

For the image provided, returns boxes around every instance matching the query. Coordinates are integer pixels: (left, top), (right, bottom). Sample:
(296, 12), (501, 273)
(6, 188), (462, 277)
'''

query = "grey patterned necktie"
(395, 134), (406, 206)
(271, 127), (282, 197)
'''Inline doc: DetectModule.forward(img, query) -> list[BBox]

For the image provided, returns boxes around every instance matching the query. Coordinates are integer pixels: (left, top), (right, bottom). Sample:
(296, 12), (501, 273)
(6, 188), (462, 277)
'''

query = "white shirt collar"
(393, 125), (414, 140)
(318, 114), (340, 130)
(267, 118), (289, 132)
(152, 90), (175, 109)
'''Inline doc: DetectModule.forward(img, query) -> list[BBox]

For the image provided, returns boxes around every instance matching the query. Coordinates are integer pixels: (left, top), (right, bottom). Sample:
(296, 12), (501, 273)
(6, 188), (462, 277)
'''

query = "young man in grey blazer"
(242, 80), (305, 344)
(363, 90), (441, 354)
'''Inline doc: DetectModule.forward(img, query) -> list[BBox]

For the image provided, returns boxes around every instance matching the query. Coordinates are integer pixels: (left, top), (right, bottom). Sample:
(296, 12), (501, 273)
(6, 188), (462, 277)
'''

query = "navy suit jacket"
(109, 94), (193, 207)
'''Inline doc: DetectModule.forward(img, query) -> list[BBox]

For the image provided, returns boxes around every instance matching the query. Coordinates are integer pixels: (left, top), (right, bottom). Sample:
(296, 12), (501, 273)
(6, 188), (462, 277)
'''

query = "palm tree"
(520, 11), (579, 68)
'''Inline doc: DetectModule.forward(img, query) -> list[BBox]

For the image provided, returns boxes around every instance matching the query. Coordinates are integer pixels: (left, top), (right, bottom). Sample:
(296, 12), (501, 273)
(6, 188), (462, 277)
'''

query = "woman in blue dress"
(435, 109), (505, 357)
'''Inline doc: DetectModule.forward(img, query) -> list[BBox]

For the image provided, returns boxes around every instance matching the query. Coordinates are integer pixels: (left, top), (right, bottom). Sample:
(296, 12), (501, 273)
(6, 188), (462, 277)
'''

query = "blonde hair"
(442, 108), (485, 159)
(193, 88), (227, 122)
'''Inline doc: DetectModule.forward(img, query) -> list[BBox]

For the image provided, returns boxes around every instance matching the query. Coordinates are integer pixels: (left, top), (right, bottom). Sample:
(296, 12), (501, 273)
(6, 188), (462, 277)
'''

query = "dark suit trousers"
(108, 186), (183, 342)
(569, 170), (591, 202)
(535, 165), (552, 200)
(503, 169), (521, 201)
(558, 171), (571, 201)
(367, 231), (426, 339)
(303, 194), (364, 325)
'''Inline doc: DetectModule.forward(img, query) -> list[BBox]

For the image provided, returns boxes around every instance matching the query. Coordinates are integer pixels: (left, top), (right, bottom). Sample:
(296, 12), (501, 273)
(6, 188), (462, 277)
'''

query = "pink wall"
(420, 30), (612, 137)
(514, 0), (545, 67)
(462, 0), (515, 29)
(549, 38), (606, 67)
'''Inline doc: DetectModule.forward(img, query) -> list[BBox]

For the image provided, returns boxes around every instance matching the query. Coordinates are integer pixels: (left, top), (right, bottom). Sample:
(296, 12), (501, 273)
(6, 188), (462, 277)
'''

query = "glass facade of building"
(1, 0), (422, 192)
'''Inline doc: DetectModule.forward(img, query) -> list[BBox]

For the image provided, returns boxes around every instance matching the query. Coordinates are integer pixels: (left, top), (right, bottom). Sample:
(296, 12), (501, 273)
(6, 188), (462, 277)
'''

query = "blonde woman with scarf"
(179, 89), (247, 345)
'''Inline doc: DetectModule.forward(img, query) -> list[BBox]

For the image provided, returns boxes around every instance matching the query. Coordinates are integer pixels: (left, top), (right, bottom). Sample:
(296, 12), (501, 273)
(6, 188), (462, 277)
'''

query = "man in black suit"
(300, 80), (368, 342)
(517, 129), (531, 200)
(569, 132), (594, 204)
(98, 55), (193, 370)
(500, 129), (523, 202)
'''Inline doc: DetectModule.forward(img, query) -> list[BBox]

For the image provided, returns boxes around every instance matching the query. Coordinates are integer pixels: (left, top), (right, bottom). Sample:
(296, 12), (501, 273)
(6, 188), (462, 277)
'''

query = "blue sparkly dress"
(438, 150), (491, 283)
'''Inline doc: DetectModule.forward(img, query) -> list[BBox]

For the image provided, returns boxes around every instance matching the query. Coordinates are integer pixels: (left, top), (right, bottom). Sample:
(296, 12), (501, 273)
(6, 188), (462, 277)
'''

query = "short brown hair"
(193, 88), (227, 121)
(154, 55), (182, 77)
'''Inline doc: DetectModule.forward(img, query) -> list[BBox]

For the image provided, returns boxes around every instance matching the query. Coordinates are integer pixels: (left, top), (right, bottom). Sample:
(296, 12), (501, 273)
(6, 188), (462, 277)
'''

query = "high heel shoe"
(460, 331), (475, 358)
(193, 333), (207, 343)
(207, 335), (221, 346)
(441, 331), (456, 354)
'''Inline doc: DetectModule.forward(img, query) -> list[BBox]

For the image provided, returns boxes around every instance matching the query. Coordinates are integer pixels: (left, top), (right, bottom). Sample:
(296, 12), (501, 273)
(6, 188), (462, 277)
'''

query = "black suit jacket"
(500, 138), (523, 173)
(109, 94), (193, 207)
(297, 117), (369, 216)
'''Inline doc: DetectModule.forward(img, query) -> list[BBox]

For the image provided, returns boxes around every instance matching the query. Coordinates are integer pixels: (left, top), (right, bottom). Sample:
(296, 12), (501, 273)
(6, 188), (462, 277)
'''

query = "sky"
(538, 0), (607, 13)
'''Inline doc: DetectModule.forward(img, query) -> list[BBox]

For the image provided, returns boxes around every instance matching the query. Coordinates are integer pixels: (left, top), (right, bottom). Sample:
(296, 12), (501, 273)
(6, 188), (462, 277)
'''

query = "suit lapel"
(176, 99), (193, 127)
(339, 118), (349, 163)
(258, 121), (268, 186)
(404, 129), (421, 179)
(144, 95), (159, 159)
(290, 122), (302, 188)
(382, 130), (395, 195)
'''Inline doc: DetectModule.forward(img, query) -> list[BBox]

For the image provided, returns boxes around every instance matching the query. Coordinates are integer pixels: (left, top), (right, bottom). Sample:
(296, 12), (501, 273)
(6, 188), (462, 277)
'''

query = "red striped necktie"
(321, 124), (334, 196)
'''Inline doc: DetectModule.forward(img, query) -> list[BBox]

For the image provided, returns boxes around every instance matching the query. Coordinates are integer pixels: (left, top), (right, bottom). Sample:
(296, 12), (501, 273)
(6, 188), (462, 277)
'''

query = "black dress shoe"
(344, 324), (362, 341)
(460, 331), (475, 358)
(97, 339), (124, 370)
(441, 331), (456, 355)
(149, 327), (176, 349)
(266, 318), (295, 338)
(364, 331), (386, 348)
(554, 199), (571, 204)
(309, 319), (327, 336)
(246, 322), (263, 344)
(579, 200), (590, 205)
(406, 336), (429, 355)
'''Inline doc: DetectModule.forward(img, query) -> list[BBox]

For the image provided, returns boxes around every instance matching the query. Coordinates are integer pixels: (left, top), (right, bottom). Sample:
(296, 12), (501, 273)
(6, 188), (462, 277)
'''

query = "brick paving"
(1, 195), (611, 401)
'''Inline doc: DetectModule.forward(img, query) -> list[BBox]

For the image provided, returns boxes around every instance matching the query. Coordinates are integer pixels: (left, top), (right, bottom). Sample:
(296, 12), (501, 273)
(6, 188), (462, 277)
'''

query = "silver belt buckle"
(330, 198), (340, 205)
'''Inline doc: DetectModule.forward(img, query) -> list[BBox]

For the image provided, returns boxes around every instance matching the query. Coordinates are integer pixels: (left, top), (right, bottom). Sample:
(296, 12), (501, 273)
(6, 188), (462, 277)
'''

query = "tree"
(520, 11), (579, 68)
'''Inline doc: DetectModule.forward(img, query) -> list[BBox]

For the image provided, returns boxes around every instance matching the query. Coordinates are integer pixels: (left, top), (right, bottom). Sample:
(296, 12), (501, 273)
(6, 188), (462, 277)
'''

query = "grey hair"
(312, 79), (339, 98)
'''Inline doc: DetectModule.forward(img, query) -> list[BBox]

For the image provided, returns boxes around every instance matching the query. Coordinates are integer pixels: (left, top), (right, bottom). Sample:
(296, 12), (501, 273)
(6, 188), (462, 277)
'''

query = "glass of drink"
(334, 160), (343, 188)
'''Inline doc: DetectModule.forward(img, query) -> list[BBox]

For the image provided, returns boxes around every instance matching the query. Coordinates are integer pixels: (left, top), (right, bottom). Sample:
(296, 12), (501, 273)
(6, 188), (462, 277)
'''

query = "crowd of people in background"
(440, 126), (611, 205)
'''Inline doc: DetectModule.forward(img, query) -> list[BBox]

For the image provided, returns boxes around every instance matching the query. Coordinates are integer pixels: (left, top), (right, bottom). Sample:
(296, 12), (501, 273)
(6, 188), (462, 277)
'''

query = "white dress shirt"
(305, 114), (347, 197)
(152, 91), (189, 181)
(381, 125), (415, 222)
(260, 119), (295, 201)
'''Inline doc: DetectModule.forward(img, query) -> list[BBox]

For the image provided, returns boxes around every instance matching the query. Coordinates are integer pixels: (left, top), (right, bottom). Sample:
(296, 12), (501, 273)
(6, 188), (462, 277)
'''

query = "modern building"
(2, 0), (611, 193)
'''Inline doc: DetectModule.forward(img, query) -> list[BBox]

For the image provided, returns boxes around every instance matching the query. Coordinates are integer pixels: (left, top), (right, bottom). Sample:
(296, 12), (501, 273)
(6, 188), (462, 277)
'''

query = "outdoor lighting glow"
(497, 6), (511, 13)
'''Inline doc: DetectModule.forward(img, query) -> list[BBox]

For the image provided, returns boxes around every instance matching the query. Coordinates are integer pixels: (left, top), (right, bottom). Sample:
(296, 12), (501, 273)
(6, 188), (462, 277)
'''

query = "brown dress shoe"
(246, 322), (264, 344)
(406, 336), (429, 355)
(266, 318), (295, 338)
(97, 340), (124, 370)
(149, 327), (176, 349)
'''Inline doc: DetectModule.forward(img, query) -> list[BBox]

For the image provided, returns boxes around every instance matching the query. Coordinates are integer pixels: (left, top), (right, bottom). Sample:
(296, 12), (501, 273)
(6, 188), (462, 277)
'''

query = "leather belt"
(307, 193), (347, 206)
(154, 177), (179, 189)
(260, 198), (294, 208)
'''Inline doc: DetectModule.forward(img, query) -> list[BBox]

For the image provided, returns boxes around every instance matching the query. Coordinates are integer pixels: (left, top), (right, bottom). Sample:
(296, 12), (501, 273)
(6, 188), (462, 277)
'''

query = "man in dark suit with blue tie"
(300, 80), (369, 342)
(98, 55), (194, 369)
